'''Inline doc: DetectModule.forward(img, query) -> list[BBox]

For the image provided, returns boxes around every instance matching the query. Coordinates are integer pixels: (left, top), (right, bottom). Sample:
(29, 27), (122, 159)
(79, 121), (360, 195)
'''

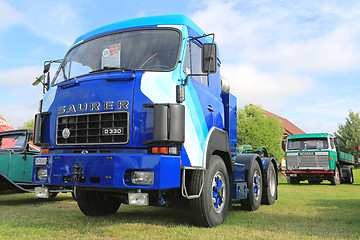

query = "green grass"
(1, 171), (360, 239)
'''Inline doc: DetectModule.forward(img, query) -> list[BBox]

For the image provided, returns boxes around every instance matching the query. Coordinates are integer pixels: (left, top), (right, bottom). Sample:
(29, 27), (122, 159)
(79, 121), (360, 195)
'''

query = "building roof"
(264, 110), (305, 135)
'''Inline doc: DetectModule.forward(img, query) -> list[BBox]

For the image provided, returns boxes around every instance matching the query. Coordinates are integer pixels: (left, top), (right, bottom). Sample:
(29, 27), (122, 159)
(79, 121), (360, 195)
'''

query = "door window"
(183, 41), (208, 86)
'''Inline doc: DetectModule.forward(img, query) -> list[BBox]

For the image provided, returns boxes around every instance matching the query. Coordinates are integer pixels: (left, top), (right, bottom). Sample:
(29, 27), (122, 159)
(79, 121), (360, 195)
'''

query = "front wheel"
(190, 155), (230, 227)
(76, 187), (121, 216)
(240, 160), (263, 211)
(330, 167), (340, 185)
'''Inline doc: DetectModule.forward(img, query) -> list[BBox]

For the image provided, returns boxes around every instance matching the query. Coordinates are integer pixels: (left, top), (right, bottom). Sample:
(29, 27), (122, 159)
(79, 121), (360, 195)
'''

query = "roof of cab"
(73, 15), (205, 45)
(287, 133), (334, 139)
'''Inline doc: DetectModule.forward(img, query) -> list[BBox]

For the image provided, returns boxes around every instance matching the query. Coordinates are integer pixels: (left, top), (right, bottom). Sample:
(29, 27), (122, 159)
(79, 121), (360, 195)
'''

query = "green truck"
(285, 133), (356, 185)
(0, 129), (73, 197)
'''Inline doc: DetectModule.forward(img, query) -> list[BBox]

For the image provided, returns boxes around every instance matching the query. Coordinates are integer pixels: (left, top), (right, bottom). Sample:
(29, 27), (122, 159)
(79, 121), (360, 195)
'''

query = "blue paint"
(212, 176), (224, 210)
(33, 15), (260, 212)
(74, 15), (206, 45)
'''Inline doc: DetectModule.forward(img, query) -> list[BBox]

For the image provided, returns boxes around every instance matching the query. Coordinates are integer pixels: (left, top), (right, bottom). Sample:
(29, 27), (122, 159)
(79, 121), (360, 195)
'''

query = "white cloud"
(0, 1), (22, 32)
(245, 25), (360, 72)
(2, 0), (83, 47)
(0, 66), (42, 86)
(221, 63), (313, 109)
(192, 0), (360, 73)
(0, 65), (44, 128)
(190, 0), (360, 133)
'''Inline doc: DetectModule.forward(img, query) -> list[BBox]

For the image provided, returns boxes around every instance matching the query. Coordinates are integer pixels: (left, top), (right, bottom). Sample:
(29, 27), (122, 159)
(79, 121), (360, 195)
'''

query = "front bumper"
(286, 170), (335, 180)
(33, 153), (181, 190)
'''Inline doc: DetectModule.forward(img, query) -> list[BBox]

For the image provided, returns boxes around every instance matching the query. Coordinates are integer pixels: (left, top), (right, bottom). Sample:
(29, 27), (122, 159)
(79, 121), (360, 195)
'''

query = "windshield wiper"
(89, 66), (135, 74)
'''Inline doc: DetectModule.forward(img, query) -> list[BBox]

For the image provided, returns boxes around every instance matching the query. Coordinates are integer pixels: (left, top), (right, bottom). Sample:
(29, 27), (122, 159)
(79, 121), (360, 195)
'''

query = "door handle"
(207, 105), (214, 112)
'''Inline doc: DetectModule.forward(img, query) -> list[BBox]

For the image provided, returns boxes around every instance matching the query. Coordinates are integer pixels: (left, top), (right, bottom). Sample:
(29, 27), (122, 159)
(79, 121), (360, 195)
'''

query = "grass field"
(1, 171), (360, 239)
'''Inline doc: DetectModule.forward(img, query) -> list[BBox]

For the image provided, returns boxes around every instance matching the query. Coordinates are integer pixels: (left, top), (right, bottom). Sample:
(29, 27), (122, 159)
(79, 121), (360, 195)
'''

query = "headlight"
(35, 157), (48, 165)
(36, 167), (48, 181)
(131, 171), (154, 185)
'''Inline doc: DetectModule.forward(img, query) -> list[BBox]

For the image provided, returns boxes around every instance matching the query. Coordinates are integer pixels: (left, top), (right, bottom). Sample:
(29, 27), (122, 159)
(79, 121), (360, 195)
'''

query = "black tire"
(330, 167), (340, 185)
(240, 160), (263, 211)
(262, 163), (277, 205)
(341, 166), (354, 184)
(190, 155), (230, 227)
(71, 186), (77, 201)
(349, 168), (354, 184)
(308, 180), (322, 185)
(76, 187), (121, 216)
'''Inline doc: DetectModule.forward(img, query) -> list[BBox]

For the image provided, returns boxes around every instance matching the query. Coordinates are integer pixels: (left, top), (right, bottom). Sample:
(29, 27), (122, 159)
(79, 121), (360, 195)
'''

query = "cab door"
(182, 40), (223, 131)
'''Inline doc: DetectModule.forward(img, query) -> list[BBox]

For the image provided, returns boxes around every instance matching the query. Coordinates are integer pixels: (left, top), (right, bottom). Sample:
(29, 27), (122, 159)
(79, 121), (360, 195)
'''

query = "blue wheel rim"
(253, 170), (261, 200)
(212, 171), (226, 213)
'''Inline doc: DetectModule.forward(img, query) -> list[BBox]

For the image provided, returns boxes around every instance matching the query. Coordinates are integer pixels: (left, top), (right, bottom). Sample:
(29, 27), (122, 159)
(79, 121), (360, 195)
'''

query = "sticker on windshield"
(102, 43), (121, 68)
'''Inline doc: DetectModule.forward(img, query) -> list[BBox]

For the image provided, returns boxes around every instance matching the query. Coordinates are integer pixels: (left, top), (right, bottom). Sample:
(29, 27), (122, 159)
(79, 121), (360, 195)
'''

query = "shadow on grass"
(0, 193), (73, 206)
(227, 198), (360, 238)
(0, 193), (194, 228)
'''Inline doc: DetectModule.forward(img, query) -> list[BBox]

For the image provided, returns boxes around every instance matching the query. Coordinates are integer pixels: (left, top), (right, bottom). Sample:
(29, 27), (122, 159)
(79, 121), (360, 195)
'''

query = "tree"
(334, 110), (360, 155)
(18, 119), (34, 130)
(237, 104), (285, 160)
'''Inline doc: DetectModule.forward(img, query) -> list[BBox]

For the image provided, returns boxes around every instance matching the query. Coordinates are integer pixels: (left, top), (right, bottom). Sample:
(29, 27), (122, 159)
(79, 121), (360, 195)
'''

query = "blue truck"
(32, 15), (278, 227)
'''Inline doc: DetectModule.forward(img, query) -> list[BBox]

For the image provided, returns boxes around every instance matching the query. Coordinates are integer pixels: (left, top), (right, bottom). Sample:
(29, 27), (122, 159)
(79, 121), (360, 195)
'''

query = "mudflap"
(0, 171), (33, 194)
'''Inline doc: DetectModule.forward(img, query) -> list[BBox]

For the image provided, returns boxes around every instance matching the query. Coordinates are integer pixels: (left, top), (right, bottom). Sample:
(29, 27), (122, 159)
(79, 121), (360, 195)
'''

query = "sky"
(1, 0), (360, 134)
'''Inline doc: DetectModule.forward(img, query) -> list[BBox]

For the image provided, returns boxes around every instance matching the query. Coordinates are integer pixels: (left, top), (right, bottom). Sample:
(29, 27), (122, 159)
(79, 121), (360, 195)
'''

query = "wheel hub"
(253, 171), (261, 200)
(212, 172), (226, 213)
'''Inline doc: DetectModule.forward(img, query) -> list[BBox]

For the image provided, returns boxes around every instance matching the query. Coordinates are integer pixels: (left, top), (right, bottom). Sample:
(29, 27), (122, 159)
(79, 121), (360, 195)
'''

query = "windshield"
(53, 28), (181, 85)
(0, 134), (26, 151)
(287, 138), (329, 150)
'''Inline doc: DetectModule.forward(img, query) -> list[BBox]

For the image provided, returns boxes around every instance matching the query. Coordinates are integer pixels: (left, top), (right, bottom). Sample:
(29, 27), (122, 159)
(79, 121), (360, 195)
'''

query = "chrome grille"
(57, 111), (129, 145)
(287, 154), (329, 169)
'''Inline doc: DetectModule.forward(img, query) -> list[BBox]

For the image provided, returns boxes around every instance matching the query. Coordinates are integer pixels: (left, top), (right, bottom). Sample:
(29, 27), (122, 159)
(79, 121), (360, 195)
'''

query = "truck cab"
(285, 133), (354, 184)
(32, 15), (277, 227)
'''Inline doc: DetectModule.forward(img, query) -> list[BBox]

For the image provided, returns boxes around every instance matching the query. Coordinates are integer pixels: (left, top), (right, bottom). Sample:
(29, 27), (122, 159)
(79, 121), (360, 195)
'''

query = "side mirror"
(202, 43), (217, 74)
(43, 62), (51, 74)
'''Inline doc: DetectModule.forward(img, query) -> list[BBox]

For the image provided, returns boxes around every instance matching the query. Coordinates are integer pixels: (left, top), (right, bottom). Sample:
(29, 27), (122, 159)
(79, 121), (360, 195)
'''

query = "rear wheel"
(76, 187), (121, 216)
(342, 166), (354, 184)
(190, 155), (230, 227)
(240, 160), (262, 211)
(348, 168), (354, 184)
(262, 163), (277, 205)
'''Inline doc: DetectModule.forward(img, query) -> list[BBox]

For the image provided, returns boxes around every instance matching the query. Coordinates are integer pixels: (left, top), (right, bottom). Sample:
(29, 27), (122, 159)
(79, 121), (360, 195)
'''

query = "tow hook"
(72, 162), (84, 183)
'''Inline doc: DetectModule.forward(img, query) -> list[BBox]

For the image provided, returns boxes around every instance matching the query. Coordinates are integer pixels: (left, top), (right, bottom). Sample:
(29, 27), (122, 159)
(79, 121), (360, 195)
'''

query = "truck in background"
(0, 129), (72, 197)
(32, 15), (278, 227)
(285, 133), (357, 185)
